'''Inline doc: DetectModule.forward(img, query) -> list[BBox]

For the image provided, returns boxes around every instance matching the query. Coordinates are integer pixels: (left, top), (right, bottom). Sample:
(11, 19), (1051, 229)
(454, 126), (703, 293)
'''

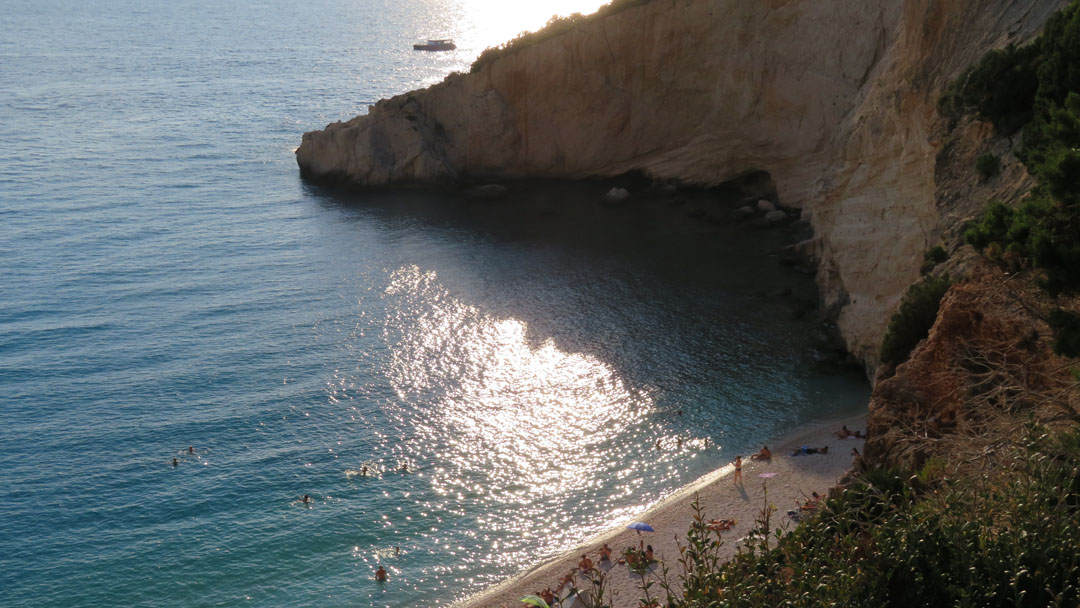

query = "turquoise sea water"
(0, 1), (868, 606)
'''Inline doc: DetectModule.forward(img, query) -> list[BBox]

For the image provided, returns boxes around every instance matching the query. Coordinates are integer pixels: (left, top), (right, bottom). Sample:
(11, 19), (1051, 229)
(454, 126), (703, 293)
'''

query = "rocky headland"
(297, 0), (1065, 377)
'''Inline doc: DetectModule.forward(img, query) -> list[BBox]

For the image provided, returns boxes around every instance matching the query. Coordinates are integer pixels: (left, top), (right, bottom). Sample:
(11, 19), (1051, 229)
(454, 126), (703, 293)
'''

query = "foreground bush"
(660, 428), (1080, 607)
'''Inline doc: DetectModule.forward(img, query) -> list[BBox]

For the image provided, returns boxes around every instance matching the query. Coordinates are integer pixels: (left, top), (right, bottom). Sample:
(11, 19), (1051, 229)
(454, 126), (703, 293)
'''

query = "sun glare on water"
(382, 265), (653, 503)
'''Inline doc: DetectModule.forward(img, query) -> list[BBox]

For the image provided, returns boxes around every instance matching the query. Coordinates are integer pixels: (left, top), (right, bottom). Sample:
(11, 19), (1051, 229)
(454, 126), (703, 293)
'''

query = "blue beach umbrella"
(626, 521), (654, 533)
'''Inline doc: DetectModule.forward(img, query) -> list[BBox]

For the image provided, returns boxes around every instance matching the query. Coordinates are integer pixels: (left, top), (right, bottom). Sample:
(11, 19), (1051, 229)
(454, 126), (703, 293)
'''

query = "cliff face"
(297, 0), (1065, 373)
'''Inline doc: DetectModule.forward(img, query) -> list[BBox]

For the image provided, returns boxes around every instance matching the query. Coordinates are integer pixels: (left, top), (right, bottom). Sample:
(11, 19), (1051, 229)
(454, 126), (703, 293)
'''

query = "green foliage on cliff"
(920, 245), (948, 275)
(660, 428), (1080, 607)
(469, 0), (655, 73)
(880, 275), (952, 368)
(959, 0), (1080, 356)
(976, 152), (1001, 181)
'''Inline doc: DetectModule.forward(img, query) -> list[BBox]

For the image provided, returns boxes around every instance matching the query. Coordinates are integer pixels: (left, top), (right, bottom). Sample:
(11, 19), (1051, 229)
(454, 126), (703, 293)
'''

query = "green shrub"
(880, 275), (952, 367)
(1049, 308), (1080, 357)
(975, 152), (1001, 181)
(958, 44), (1040, 134)
(920, 245), (948, 275)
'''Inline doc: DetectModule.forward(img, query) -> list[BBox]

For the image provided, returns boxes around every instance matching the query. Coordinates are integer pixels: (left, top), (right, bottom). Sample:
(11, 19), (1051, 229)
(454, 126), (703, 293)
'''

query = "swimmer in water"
(188, 446), (194, 455)
(375, 566), (388, 582)
(302, 494), (310, 504)
(361, 465), (368, 477)
(172, 457), (179, 467)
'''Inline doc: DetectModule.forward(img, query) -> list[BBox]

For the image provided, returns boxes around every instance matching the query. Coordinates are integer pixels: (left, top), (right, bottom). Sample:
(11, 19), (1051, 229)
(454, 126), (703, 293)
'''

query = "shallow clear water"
(0, 1), (868, 606)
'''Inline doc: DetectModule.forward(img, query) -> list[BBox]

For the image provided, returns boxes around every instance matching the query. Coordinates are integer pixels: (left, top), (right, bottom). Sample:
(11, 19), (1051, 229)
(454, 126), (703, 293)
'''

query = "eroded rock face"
(862, 263), (1068, 473)
(296, 0), (1066, 373)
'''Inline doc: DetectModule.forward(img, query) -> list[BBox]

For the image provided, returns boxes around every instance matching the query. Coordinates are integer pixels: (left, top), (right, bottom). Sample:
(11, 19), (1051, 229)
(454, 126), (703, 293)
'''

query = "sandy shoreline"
(453, 414), (867, 608)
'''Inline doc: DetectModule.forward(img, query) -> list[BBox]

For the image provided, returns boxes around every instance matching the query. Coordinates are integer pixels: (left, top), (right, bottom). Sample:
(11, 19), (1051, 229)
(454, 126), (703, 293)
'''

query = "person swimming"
(172, 457), (178, 467)
(375, 566), (388, 581)
(302, 494), (310, 504)
(188, 446), (195, 455)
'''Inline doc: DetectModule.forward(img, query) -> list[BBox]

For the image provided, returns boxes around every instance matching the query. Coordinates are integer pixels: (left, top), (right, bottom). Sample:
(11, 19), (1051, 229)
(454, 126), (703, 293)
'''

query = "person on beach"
(645, 545), (654, 562)
(792, 446), (829, 456)
(539, 587), (555, 606)
(557, 571), (575, 593)
(835, 425), (867, 439)
(375, 566), (388, 581)
(751, 445), (772, 461)
(578, 554), (594, 573)
(599, 543), (612, 562)
(801, 491), (822, 511)
(733, 456), (743, 484)
(708, 518), (736, 531)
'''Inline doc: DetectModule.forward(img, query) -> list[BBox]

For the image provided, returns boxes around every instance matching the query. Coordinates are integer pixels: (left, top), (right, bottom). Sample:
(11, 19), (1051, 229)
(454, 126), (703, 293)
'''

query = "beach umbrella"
(520, 595), (550, 608)
(626, 522), (654, 532)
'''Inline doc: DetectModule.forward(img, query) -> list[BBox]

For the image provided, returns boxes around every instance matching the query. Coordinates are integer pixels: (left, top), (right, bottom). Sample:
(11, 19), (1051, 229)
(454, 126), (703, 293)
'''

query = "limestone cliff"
(296, 0), (1066, 373)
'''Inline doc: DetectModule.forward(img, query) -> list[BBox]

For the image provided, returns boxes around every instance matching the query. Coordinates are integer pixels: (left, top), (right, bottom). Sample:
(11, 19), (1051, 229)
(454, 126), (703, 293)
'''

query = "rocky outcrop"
(862, 261), (1077, 473)
(297, 0), (1066, 374)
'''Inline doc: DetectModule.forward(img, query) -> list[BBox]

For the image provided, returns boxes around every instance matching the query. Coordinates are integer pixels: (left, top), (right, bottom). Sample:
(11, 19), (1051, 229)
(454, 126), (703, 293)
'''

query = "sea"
(0, 0), (869, 606)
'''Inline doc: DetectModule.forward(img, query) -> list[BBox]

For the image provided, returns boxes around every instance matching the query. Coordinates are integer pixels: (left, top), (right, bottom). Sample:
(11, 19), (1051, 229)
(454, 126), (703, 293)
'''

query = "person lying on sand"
(538, 587), (555, 606)
(707, 518), (736, 531)
(557, 571), (575, 592)
(835, 425), (867, 439)
(750, 445), (772, 461)
(578, 554), (594, 573)
(800, 491), (822, 511)
(792, 445), (829, 455)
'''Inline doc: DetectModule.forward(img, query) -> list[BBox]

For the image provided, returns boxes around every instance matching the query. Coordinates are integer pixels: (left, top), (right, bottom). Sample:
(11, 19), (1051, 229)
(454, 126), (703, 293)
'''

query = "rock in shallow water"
(765, 209), (788, 224)
(604, 187), (630, 202)
(466, 184), (509, 200)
